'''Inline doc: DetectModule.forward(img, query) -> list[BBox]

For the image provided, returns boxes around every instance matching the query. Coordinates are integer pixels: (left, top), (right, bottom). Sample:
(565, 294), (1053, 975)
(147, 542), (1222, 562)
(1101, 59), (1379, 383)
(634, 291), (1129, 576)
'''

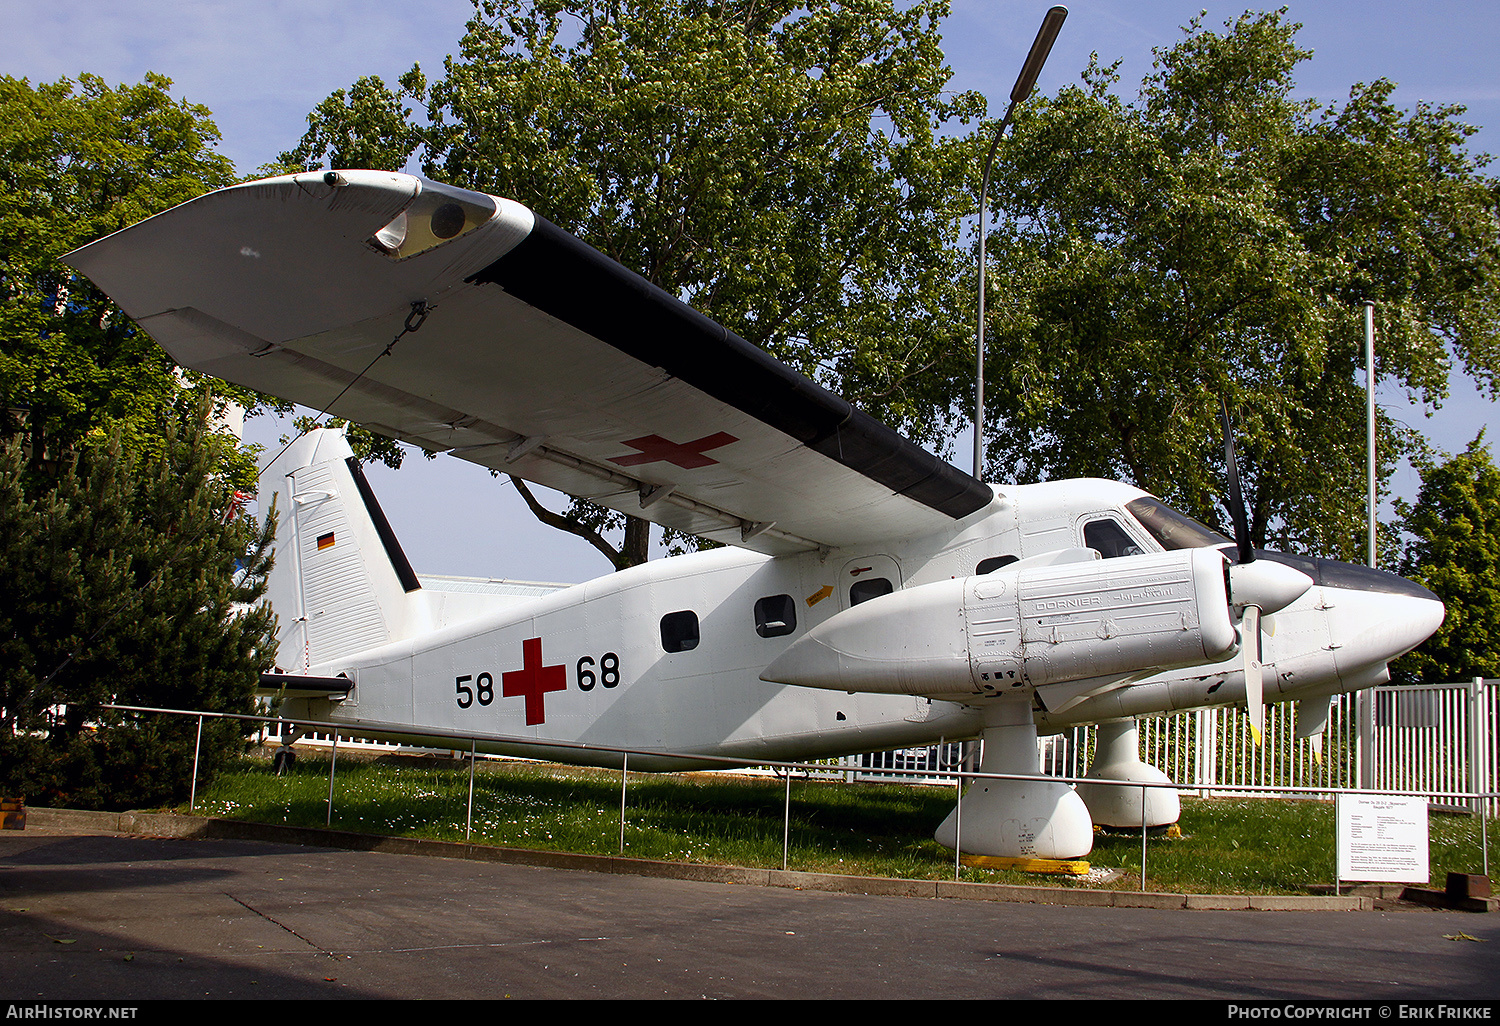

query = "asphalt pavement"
(2, 815), (1497, 1001)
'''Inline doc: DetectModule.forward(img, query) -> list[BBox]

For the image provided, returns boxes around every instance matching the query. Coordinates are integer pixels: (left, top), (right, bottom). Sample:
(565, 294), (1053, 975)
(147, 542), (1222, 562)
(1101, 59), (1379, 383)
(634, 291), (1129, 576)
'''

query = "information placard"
(1336, 793), (1429, 883)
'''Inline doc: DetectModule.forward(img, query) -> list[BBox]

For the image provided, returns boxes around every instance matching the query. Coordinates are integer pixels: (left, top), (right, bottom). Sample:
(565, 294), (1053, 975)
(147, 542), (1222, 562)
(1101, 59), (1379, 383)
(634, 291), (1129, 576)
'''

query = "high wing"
(64, 170), (992, 554)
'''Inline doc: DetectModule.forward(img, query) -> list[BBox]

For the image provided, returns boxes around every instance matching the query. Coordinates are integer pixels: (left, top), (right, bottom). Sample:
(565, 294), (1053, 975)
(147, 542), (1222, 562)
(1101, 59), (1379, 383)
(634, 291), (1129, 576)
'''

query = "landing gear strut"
(933, 697), (1094, 859)
(1075, 718), (1180, 829)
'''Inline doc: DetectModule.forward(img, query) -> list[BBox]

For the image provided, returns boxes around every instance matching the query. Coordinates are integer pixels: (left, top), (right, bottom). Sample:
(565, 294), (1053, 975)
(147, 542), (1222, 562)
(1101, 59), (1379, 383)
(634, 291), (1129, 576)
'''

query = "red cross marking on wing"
(502, 637), (567, 726)
(608, 432), (738, 470)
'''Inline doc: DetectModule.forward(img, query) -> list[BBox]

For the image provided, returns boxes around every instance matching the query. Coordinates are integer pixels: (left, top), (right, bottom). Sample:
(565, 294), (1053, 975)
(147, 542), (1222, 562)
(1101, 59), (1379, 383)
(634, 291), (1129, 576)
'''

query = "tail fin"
(261, 427), (421, 671)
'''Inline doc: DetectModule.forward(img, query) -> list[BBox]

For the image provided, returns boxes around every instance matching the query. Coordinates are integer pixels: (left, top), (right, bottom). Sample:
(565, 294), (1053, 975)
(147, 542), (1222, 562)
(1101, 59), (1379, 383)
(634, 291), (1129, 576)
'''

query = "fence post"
(952, 772), (963, 882)
(618, 752), (628, 854)
(1474, 678), (1492, 877)
(782, 771), (792, 871)
(326, 730), (339, 827)
(189, 714), (204, 811)
(1357, 690), (1375, 790)
(1480, 797), (1489, 879)
(466, 738), (477, 841)
(1489, 680), (1498, 822)
(1140, 784), (1148, 892)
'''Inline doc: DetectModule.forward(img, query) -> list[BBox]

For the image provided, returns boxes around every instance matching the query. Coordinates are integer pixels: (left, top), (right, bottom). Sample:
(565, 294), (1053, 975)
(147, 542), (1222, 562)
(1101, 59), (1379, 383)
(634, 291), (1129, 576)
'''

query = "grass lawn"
(185, 750), (1497, 895)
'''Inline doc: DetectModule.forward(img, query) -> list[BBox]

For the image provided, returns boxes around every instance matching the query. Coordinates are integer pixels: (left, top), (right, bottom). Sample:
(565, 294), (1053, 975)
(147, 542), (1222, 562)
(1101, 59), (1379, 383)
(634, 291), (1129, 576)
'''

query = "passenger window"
(660, 610), (700, 652)
(754, 595), (797, 638)
(849, 577), (894, 606)
(976, 555), (1019, 575)
(1083, 519), (1144, 559)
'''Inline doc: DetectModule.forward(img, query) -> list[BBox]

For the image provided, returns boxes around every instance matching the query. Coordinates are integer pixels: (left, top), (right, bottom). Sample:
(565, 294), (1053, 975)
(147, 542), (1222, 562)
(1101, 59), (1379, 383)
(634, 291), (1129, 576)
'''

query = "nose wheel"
(272, 745), (298, 775)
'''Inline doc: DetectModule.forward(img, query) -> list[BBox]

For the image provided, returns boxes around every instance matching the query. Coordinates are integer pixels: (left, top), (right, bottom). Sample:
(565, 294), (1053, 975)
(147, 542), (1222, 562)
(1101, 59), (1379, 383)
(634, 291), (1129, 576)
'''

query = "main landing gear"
(1074, 718), (1181, 830)
(933, 696), (1094, 859)
(932, 706), (1184, 858)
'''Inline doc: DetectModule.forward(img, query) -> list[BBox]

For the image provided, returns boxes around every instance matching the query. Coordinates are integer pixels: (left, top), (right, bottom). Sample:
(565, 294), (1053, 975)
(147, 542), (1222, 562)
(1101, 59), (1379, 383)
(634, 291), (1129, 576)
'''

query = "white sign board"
(1336, 794), (1429, 883)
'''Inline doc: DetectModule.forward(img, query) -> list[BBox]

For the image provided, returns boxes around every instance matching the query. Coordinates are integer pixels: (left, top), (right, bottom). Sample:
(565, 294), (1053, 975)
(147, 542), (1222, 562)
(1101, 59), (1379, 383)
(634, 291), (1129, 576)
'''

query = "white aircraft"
(64, 170), (1444, 860)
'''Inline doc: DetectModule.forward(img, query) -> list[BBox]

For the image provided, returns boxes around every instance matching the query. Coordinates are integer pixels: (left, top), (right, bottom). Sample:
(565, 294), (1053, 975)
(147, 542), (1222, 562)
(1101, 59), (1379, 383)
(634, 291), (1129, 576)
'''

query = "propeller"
(1219, 402), (1313, 745)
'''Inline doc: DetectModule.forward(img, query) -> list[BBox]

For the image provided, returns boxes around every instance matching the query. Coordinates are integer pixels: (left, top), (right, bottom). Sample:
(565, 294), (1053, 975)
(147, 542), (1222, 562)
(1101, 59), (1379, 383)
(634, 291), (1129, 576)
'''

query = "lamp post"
(1358, 300), (1377, 790)
(1364, 300), (1377, 568)
(974, 6), (1068, 480)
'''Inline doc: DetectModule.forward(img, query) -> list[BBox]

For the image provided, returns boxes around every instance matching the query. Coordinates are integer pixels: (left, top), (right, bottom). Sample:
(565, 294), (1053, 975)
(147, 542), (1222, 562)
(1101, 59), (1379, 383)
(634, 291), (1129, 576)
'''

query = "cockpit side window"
(1083, 518), (1144, 559)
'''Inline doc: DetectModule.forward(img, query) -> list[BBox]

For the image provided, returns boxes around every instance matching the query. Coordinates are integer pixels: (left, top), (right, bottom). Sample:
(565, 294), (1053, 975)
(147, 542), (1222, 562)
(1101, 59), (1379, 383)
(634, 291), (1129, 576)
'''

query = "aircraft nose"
(1253, 551), (1444, 680)
(1310, 559), (1446, 676)
(1332, 589), (1445, 682)
(1395, 594), (1447, 656)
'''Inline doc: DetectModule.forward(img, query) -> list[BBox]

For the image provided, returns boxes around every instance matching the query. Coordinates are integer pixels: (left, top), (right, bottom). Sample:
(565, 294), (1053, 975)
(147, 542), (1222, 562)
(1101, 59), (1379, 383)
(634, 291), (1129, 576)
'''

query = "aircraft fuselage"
(275, 467), (1440, 769)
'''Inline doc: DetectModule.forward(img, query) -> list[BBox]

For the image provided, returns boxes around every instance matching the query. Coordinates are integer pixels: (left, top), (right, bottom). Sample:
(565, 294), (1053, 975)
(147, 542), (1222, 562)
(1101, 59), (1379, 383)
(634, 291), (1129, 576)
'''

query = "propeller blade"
(1219, 400), (1254, 564)
(1228, 566), (1311, 749)
(1242, 604), (1265, 745)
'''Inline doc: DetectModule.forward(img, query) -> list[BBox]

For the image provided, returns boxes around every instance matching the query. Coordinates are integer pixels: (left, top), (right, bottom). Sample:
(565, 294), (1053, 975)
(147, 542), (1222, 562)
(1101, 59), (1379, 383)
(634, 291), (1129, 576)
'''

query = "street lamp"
(974, 5), (1068, 480)
(1364, 300), (1377, 568)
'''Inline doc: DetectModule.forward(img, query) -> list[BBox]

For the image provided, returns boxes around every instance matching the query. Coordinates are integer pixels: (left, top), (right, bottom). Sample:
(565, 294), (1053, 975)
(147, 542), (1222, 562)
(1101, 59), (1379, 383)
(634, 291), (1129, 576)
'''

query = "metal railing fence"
(103, 701), (1494, 892)
(837, 680), (1498, 817)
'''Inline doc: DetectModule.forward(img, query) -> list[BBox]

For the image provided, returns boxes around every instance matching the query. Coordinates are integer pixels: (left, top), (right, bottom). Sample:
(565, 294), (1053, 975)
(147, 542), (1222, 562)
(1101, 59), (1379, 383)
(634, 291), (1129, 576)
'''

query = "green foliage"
(281, 0), (986, 564)
(0, 405), (278, 809)
(276, 6), (1500, 568)
(1392, 434), (1500, 683)
(981, 11), (1500, 560)
(0, 72), (280, 489)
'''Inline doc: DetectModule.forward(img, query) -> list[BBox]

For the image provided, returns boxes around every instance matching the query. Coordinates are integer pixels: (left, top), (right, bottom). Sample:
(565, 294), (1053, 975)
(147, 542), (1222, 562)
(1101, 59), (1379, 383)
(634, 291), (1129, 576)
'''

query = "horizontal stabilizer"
(258, 672), (353, 698)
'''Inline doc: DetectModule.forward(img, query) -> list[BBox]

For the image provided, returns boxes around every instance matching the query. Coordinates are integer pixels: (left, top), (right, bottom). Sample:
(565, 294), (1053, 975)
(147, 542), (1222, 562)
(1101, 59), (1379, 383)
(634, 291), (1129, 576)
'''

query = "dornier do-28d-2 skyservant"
(64, 169), (1443, 860)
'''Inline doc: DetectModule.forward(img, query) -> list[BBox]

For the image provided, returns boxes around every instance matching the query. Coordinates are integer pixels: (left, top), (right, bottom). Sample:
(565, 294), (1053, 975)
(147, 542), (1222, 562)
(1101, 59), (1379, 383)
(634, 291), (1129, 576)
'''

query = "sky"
(8, 0), (1500, 583)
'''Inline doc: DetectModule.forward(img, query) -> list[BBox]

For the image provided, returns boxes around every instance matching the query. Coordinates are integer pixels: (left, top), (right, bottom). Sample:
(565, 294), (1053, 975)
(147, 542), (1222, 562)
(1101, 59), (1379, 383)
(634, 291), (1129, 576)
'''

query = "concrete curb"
(19, 807), (1373, 911)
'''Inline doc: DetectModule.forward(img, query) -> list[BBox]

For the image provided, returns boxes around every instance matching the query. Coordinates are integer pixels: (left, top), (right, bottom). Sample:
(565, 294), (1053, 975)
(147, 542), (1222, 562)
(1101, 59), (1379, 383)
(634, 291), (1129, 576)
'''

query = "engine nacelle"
(760, 548), (1238, 701)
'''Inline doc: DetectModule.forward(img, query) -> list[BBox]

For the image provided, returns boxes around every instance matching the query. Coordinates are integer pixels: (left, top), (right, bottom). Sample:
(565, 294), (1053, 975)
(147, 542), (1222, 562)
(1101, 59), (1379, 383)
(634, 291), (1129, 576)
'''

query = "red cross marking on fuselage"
(503, 637), (567, 726)
(608, 432), (738, 470)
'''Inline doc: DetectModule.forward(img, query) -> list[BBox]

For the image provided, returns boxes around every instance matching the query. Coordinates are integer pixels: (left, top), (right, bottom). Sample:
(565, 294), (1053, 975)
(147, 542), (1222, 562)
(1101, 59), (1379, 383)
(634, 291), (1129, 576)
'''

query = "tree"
(1390, 435), (1500, 684)
(979, 11), (1500, 560)
(0, 74), (285, 808)
(0, 72), (274, 490)
(0, 403), (278, 810)
(279, 0), (986, 568)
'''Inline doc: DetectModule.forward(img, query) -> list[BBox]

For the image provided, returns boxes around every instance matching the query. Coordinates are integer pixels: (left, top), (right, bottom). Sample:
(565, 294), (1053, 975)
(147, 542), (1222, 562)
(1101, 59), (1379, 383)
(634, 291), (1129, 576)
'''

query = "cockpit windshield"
(1126, 496), (1231, 551)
